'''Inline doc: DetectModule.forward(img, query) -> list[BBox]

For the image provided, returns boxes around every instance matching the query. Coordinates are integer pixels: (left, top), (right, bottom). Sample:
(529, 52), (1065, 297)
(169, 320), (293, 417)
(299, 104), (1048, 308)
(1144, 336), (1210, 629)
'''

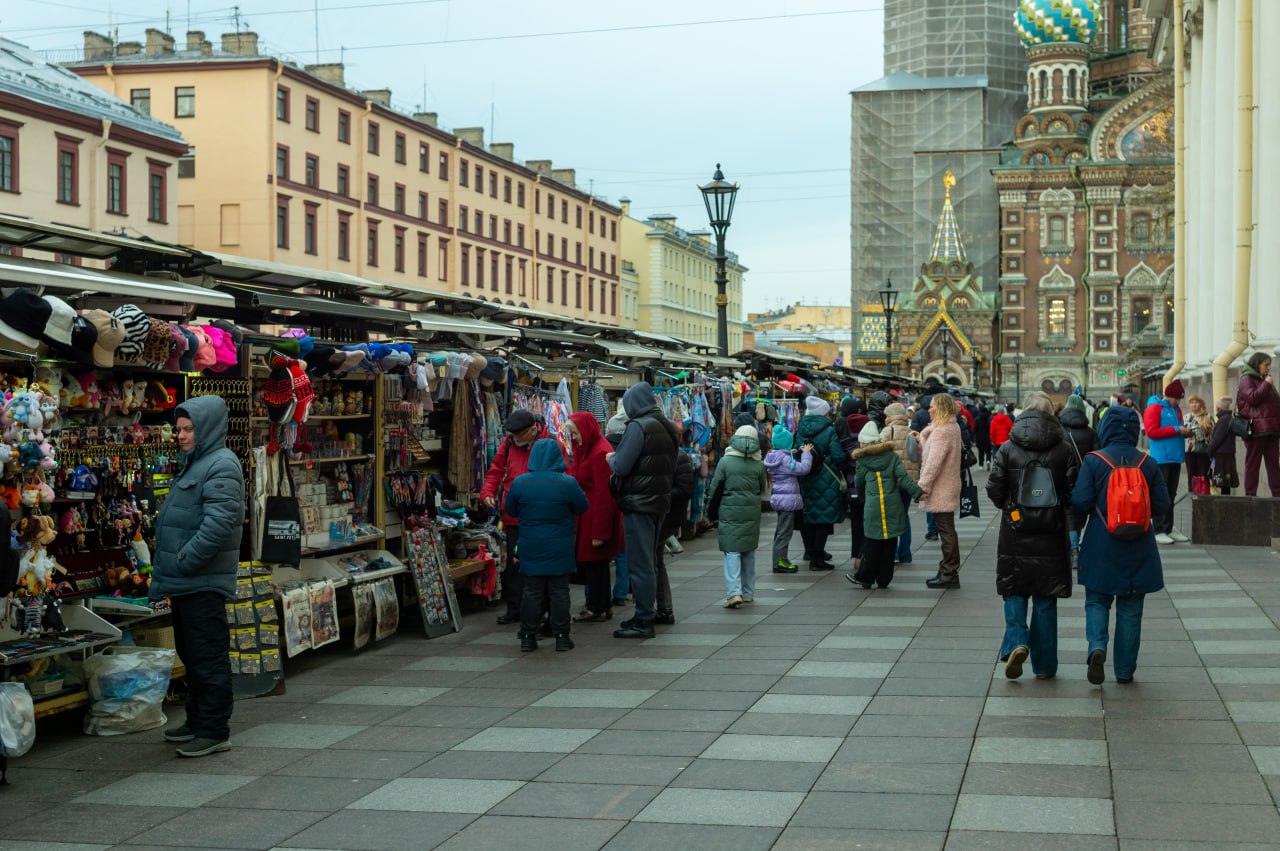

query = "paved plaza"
(7, 478), (1280, 850)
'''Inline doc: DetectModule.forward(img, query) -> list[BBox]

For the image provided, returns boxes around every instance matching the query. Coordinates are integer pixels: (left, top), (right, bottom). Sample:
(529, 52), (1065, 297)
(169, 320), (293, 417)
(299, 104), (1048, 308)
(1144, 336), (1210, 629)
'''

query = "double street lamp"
(699, 164), (739, 357)
(878, 277), (898, 374)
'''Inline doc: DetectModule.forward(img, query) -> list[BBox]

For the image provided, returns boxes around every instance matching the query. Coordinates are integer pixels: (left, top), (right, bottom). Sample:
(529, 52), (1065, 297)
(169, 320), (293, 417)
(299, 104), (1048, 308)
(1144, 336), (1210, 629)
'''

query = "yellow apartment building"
(748, 302), (855, 365)
(619, 201), (746, 352)
(618, 258), (641, 330)
(0, 37), (184, 253)
(68, 29), (622, 325)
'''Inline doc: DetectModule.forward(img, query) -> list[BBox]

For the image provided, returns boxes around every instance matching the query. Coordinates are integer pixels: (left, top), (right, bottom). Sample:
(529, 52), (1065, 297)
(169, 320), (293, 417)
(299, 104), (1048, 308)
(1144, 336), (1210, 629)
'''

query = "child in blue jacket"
(504, 439), (588, 652)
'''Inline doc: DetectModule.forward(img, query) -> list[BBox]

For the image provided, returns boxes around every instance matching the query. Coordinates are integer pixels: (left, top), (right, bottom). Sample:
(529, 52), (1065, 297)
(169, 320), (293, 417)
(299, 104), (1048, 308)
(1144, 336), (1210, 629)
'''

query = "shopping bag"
(261, 453), (301, 565)
(959, 468), (981, 519)
(1190, 475), (1210, 496)
(0, 682), (35, 758)
(83, 647), (175, 736)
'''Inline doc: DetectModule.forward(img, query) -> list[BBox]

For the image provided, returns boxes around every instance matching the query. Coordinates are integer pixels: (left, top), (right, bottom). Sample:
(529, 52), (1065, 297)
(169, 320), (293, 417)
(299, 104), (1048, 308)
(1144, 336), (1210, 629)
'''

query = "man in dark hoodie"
(151, 396), (244, 758)
(608, 382), (679, 638)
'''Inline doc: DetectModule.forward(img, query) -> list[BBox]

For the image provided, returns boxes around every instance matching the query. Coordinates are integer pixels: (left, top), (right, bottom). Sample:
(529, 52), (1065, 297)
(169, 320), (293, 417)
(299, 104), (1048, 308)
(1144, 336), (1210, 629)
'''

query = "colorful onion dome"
(1014, 0), (1100, 47)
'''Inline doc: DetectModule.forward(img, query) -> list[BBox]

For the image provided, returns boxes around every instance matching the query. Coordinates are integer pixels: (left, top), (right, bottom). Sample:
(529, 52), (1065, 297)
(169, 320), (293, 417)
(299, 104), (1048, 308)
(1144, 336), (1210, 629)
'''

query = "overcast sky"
(2, 0), (885, 314)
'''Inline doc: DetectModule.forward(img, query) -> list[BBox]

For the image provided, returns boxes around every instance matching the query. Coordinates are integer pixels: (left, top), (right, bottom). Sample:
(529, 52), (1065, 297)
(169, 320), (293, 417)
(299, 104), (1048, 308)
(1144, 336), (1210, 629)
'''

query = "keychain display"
(403, 516), (460, 638)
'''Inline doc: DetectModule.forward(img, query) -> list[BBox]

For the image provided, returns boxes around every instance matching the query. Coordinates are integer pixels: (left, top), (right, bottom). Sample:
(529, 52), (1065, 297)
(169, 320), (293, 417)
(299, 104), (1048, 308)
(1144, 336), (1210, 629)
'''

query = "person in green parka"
(849, 421), (923, 589)
(709, 424), (768, 608)
(796, 397), (847, 571)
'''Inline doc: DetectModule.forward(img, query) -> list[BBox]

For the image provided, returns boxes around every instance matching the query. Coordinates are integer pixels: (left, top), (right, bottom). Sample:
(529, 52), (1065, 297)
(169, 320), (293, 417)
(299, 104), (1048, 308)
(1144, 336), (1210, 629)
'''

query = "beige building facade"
(619, 202), (746, 352)
(69, 30), (622, 325)
(748, 303), (855, 365)
(0, 37), (184, 252)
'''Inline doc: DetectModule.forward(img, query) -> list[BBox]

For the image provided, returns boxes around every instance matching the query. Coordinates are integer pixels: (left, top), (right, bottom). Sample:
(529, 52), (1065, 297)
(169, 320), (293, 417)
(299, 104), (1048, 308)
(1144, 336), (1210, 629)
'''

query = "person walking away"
(709, 425), (768, 607)
(504, 440), (588, 652)
(990, 405), (1014, 453)
(764, 425), (813, 574)
(1058, 395), (1098, 566)
(975, 402), (993, 469)
(838, 399), (871, 565)
(796, 397), (847, 571)
(881, 402), (920, 564)
(608, 382), (679, 639)
(918, 393), (964, 588)
(604, 412), (631, 607)
(1143, 381), (1191, 544)
(655, 449), (694, 624)
(848, 421), (922, 589)
(867, 390), (893, 429)
(1236, 352), (1280, 496)
(152, 396), (245, 758)
(986, 393), (1078, 680)
(1072, 405), (1170, 684)
(481, 410), (550, 624)
(564, 413), (623, 623)
(1183, 395), (1214, 496)
(1207, 396), (1241, 495)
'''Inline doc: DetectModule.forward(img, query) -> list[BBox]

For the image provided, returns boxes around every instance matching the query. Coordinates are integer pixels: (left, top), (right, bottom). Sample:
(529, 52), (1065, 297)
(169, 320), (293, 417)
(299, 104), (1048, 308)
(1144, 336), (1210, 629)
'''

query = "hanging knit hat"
(164, 323), (189, 372)
(805, 396), (831, 417)
(261, 354), (296, 456)
(288, 359), (314, 454)
(141, 318), (174, 370)
(203, 325), (239, 372)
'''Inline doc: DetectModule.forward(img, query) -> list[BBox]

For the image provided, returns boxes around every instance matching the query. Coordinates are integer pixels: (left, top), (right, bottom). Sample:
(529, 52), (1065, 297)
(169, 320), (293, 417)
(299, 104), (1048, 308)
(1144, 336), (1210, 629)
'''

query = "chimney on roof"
(455, 127), (484, 147)
(116, 41), (142, 56)
(413, 111), (438, 128)
(527, 160), (552, 176)
(220, 31), (259, 56)
(186, 31), (211, 52)
(489, 142), (514, 161)
(362, 88), (391, 107)
(619, 197), (631, 217)
(145, 28), (175, 56)
(551, 168), (576, 188)
(83, 31), (114, 61)
(306, 62), (345, 86)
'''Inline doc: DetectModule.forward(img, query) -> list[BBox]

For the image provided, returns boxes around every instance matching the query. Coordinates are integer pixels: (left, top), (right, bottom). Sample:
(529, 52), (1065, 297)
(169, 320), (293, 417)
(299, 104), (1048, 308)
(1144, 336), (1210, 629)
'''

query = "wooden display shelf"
(289, 454), (373, 466)
(250, 415), (368, 423)
(300, 531), (387, 557)
(448, 559), (486, 582)
(34, 688), (89, 719)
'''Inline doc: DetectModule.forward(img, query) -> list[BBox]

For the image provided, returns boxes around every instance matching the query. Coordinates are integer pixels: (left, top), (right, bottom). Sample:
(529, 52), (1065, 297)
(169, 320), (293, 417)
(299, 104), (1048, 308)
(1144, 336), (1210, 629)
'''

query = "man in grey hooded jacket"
(151, 395), (245, 757)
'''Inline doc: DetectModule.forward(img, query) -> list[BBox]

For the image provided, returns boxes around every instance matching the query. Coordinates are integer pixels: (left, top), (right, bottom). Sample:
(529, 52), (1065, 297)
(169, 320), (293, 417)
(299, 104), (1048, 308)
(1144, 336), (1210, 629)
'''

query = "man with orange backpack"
(1070, 405), (1170, 686)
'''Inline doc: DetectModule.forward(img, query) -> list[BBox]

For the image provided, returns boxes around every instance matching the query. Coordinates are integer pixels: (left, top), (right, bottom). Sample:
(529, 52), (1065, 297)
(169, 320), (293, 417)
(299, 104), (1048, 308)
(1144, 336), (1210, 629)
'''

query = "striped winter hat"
(111, 305), (150, 363)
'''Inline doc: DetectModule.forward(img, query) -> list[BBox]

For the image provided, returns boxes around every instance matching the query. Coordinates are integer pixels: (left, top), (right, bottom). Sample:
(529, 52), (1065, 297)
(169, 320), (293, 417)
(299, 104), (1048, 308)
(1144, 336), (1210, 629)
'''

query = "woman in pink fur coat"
(917, 393), (963, 589)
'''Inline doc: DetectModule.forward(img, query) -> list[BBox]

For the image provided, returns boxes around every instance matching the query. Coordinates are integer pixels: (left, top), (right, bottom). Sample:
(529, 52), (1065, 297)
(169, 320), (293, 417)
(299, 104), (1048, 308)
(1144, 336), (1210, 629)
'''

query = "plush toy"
(42, 590), (67, 633)
(32, 367), (61, 401)
(36, 439), (56, 471)
(159, 423), (173, 443)
(59, 370), (86, 410)
(4, 392), (41, 440)
(77, 372), (100, 409)
(21, 597), (43, 636)
(69, 464), (98, 492)
(129, 423), (147, 445)
(100, 380), (122, 417)
(36, 392), (60, 434)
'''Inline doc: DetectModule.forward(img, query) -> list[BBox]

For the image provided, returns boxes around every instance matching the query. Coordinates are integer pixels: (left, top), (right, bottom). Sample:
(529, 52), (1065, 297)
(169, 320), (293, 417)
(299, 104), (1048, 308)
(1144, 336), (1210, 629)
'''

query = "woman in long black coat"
(986, 393), (1080, 681)
(1058, 395), (1098, 559)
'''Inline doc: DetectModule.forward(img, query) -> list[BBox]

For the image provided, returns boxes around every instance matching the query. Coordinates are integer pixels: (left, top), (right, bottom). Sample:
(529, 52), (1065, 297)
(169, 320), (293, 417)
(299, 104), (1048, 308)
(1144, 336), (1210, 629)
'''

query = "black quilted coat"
(796, 414), (847, 525)
(985, 411), (1079, 598)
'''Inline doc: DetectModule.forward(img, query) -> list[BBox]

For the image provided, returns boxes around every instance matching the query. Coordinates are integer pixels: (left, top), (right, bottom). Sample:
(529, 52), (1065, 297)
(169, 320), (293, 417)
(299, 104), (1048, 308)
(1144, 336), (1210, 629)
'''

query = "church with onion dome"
(992, 0), (1173, 399)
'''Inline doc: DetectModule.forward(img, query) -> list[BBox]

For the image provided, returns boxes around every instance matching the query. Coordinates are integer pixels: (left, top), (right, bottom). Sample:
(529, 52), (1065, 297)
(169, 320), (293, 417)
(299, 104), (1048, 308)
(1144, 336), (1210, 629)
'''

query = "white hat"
(805, 396), (831, 417)
(858, 421), (881, 445)
(41, 295), (76, 346)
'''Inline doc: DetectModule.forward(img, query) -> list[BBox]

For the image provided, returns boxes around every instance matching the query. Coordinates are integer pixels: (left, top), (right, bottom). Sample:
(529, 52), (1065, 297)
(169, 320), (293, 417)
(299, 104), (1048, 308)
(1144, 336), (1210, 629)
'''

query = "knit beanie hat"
(1164, 379), (1185, 399)
(858, 421), (881, 445)
(177, 326), (199, 372)
(606, 412), (629, 436)
(772, 424), (794, 451)
(805, 396), (831, 417)
(261, 354), (296, 455)
(840, 397), (864, 418)
(288, 359), (314, 454)
(885, 402), (908, 419)
(734, 424), (758, 440)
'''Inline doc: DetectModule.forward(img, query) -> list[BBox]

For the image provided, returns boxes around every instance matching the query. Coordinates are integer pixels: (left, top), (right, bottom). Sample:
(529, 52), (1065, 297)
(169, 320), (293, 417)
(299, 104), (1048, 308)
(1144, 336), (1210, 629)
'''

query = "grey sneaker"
(176, 737), (230, 758)
(163, 723), (195, 743)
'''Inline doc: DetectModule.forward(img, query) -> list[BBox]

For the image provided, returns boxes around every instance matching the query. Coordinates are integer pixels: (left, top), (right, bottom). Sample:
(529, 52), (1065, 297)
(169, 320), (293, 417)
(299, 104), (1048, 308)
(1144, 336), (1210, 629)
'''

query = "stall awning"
(220, 284), (408, 324)
(519, 326), (595, 346)
(704, 355), (745, 371)
(0, 214), (192, 261)
(592, 338), (664, 360)
(198, 251), (393, 295)
(0, 253), (234, 308)
(409, 312), (516, 339)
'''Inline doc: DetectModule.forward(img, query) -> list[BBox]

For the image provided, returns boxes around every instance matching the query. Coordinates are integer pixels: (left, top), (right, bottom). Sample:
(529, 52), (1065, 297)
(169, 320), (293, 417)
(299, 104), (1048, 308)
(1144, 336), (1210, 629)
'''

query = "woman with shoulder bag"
(795, 397), (847, 572)
(1207, 396), (1241, 494)
(918, 394), (963, 589)
(1236, 352), (1280, 496)
(1184, 396), (1214, 495)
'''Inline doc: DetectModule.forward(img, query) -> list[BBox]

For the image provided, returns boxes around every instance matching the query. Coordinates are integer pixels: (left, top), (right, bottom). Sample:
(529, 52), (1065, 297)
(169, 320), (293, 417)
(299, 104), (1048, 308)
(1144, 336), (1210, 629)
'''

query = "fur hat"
(858, 421), (881, 445)
(141, 318), (174, 370)
(203, 325), (239, 372)
(111, 304), (150, 362)
(804, 396), (831, 417)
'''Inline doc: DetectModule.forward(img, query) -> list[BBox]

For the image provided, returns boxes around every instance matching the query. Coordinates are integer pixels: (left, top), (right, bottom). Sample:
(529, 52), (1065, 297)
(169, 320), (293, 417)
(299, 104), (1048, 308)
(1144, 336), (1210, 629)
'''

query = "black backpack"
(1008, 445), (1061, 533)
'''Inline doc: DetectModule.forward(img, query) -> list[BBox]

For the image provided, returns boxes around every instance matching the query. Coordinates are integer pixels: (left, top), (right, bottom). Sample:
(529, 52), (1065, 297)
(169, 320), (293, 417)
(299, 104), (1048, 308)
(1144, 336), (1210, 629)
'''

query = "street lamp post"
(941, 326), (951, 380)
(972, 351), (981, 391)
(1014, 352), (1023, 405)
(699, 164), (739, 357)
(878, 277), (898, 374)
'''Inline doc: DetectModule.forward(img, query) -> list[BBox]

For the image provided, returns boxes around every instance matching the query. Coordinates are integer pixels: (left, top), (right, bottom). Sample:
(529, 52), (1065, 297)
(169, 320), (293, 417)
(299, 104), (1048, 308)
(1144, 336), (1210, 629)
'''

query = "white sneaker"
(1168, 530), (1190, 543)
(1154, 533), (1174, 545)
(665, 535), (684, 554)
(723, 594), (743, 609)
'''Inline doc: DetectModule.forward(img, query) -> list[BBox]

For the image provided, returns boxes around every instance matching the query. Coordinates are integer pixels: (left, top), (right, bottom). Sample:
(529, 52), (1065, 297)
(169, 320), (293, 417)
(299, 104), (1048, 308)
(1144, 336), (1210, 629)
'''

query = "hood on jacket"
(733, 411), (756, 429)
(764, 448), (796, 472)
(1009, 410), (1065, 452)
(1098, 405), (1141, 448)
(175, 394), (228, 462)
(1059, 406), (1091, 430)
(622, 382), (662, 420)
(528, 438), (566, 474)
(840, 397), (864, 418)
(772, 425), (794, 451)
(568, 411), (603, 455)
(727, 424), (762, 459)
(853, 442), (896, 462)
(1146, 393), (1173, 410)
(846, 412), (871, 438)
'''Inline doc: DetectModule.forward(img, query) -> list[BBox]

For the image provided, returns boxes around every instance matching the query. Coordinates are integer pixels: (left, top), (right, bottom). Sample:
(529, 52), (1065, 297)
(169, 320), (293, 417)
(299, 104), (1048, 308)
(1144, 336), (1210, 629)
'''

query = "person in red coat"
(565, 411), (624, 621)
(989, 406), (1014, 449)
(480, 410), (550, 625)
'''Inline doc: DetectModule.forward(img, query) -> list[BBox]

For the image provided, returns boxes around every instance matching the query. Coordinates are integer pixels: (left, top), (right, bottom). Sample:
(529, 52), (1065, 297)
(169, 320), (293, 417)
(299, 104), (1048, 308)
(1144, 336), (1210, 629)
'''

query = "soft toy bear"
(77, 372), (100, 409)
(59, 370), (86, 410)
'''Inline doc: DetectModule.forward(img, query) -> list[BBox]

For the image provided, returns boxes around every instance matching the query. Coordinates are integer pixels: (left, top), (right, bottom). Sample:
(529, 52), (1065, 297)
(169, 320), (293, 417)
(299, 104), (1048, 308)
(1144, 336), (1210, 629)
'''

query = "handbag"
(961, 444), (978, 470)
(959, 467), (981, 518)
(1190, 475), (1211, 496)
(261, 453), (302, 565)
(823, 462), (848, 494)
(1228, 412), (1251, 439)
(905, 432), (922, 464)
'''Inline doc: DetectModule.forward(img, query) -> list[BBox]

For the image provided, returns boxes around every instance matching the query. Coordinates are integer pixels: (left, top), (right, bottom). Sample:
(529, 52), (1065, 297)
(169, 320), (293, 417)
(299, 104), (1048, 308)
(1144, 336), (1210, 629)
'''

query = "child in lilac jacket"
(765, 425), (813, 573)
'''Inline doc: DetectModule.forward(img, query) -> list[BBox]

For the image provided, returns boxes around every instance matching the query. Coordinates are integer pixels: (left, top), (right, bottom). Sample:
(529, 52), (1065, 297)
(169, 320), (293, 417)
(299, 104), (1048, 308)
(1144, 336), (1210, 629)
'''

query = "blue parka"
(1144, 394), (1186, 464)
(150, 395), (246, 599)
(504, 439), (588, 576)
(1071, 406), (1170, 596)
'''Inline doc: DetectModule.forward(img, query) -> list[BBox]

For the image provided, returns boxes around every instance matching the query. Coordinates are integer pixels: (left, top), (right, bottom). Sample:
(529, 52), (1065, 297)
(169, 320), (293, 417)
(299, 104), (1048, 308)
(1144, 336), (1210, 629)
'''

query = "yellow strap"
(876, 471), (888, 537)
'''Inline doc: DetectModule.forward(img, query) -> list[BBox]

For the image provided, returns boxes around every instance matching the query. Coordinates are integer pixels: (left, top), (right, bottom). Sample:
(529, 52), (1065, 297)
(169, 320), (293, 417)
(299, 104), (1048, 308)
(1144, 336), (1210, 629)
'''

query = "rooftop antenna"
(313, 0), (319, 63)
(232, 5), (242, 35)
(489, 82), (495, 142)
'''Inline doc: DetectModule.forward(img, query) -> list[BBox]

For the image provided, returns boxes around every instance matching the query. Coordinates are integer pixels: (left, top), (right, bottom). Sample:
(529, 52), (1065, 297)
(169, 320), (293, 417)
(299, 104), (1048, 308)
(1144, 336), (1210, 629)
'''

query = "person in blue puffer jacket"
(1143, 380), (1191, 544)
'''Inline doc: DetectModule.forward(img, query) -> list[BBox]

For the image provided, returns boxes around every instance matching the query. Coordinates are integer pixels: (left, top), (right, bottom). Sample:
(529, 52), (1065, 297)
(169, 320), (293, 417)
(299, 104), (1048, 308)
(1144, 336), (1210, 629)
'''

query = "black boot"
(652, 610), (676, 625)
(555, 633), (575, 652)
(613, 618), (655, 639)
(520, 633), (538, 652)
(496, 611), (520, 625)
(538, 620), (554, 638)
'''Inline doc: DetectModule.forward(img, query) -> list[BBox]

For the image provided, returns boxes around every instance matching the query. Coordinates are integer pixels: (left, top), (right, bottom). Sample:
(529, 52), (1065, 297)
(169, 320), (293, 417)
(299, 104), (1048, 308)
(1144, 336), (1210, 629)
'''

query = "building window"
(337, 212), (350, 260)
(1098, 336), (1110, 349)
(275, 145), (289, 180)
(611, 283), (618, 316)
(503, 177), (512, 202)
(611, 221), (616, 241)
(575, 274), (582, 308)
(417, 191), (428, 219)
(1132, 212), (1151, 242)
(477, 249), (486, 289)
(177, 147), (194, 177)
(56, 136), (79, 205)
(562, 200), (568, 223)
(489, 215), (497, 240)
(367, 221), (379, 266)
(437, 238), (448, 280)
(105, 150), (127, 214)
(305, 96), (318, 131)
(337, 164), (349, 196)
(1047, 297), (1067, 336)
(1131, 296), (1151, 333)
(304, 205), (317, 255)
(367, 174), (379, 207)
(394, 227), (405, 272)
(547, 193), (555, 219)
(516, 224), (525, 248)
(588, 276), (594, 310)
(439, 151), (448, 177)
(438, 199), (448, 225)
(505, 256), (513, 294)
(474, 165), (482, 192)
(491, 253), (498, 291)
(337, 109), (350, 143)
(475, 210), (482, 234)
(130, 88), (151, 115)
(459, 159), (469, 187)
(367, 122), (379, 155)
(276, 197), (289, 248)
(1048, 215), (1066, 245)
(147, 161), (167, 222)
(276, 85), (290, 121)
(503, 220), (512, 244)
(489, 172), (497, 197)
(519, 259), (526, 296)
(174, 86), (195, 117)
(461, 246), (470, 286)
(0, 129), (17, 193)
(459, 205), (468, 232)
(576, 206), (582, 228)
(419, 142), (429, 173)
(305, 154), (318, 188)
(518, 183), (526, 208)
(394, 132), (406, 164)
(575, 242), (582, 264)
(417, 233), (428, 276)
(394, 183), (405, 214)
(1164, 295), (1174, 333)
(561, 271), (568, 305)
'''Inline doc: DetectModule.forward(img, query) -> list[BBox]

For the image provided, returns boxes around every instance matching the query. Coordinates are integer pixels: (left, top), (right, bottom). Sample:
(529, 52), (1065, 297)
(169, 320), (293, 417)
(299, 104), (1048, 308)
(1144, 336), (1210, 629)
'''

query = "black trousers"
(521, 574), (570, 636)
(799, 523), (832, 565)
(1155, 463), (1181, 534)
(501, 525), (523, 616)
(849, 505), (865, 560)
(170, 591), (233, 741)
(856, 536), (898, 588)
(579, 560), (611, 614)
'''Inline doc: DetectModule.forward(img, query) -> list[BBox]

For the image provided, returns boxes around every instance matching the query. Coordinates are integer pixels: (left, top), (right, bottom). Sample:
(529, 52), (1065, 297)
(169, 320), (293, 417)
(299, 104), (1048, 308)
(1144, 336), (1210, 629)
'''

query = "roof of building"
(928, 170), (968, 265)
(0, 37), (184, 144)
(1014, 0), (1100, 49)
(852, 70), (989, 94)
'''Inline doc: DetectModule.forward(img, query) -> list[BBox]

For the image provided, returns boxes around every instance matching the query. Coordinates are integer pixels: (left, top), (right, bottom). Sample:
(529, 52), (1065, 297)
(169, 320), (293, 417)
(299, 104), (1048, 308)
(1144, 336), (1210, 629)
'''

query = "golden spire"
(943, 169), (956, 205)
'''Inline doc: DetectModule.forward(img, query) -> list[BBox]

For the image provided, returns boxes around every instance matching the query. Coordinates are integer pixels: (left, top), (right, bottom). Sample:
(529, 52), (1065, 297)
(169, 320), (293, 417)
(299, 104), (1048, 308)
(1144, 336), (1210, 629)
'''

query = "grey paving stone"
(409, 750), (563, 780)
(567, 672), (684, 690)
(590, 657), (702, 674)
(867, 695), (986, 716)
(747, 693), (870, 715)
(1114, 801), (1280, 842)
(700, 733), (842, 763)
(774, 826), (946, 850)
(634, 788), (804, 827)
(1113, 768), (1273, 804)
(332, 725), (479, 752)
(833, 736), (976, 764)
(961, 764), (1112, 798)
(208, 775), (389, 810)
(319, 685), (450, 706)
(434, 814), (623, 850)
(609, 708), (741, 732)
(404, 655), (513, 671)
(535, 753), (690, 786)
(726, 711), (855, 737)
(122, 807), (325, 847)
(952, 793), (1114, 835)
(576, 729), (718, 757)
(1107, 741), (1257, 772)
(451, 726), (600, 753)
(232, 723), (366, 750)
(638, 690), (760, 711)
(814, 761), (966, 795)
(603, 822), (780, 851)
(943, 832), (1118, 850)
(530, 688), (657, 708)
(790, 791), (955, 831)
(489, 780), (660, 820)
(347, 777), (524, 813)
(424, 687), (554, 707)
(276, 748), (433, 779)
(1103, 718), (1241, 744)
(1101, 699), (1229, 721)
(379, 704), (517, 729)
(852, 713), (979, 738)
(971, 737), (1109, 767)
(73, 771), (257, 807)
(667, 757), (823, 792)
(278, 810), (474, 850)
(983, 696), (1103, 717)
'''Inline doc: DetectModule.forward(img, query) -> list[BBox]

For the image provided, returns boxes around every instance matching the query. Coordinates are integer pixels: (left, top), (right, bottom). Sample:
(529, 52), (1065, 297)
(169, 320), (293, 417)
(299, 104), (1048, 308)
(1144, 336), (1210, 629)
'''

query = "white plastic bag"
(83, 647), (174, 736)
(0, 682), (36, 757)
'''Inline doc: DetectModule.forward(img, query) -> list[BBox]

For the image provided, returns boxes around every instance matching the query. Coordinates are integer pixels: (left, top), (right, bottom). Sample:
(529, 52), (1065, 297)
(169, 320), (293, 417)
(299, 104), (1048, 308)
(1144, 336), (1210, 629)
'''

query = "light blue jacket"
(1144, 394), (1186, 465)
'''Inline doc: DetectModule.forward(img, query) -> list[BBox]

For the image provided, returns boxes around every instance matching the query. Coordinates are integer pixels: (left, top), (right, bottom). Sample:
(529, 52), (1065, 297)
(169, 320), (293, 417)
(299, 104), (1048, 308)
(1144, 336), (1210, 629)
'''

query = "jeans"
(771, 509), (797, 564)
(1085, 589), (1146, 679)
(1000, 595), (1059, 677)
(170, 591), (233, 741)
(612, 552), (629, 600)
(1244, 434), (1280, 496)
(501, 525), (523, 616)
(934, 511), (960, 580)
(926, 512), (938, 536)
(895, 491), (913, 562)
(622, 513), (661, 621)
(1155, 463), (1181, 533)
(723, 550), (756, 599)
(521, 574), (570, 636)
(655, 551), (673, 613)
